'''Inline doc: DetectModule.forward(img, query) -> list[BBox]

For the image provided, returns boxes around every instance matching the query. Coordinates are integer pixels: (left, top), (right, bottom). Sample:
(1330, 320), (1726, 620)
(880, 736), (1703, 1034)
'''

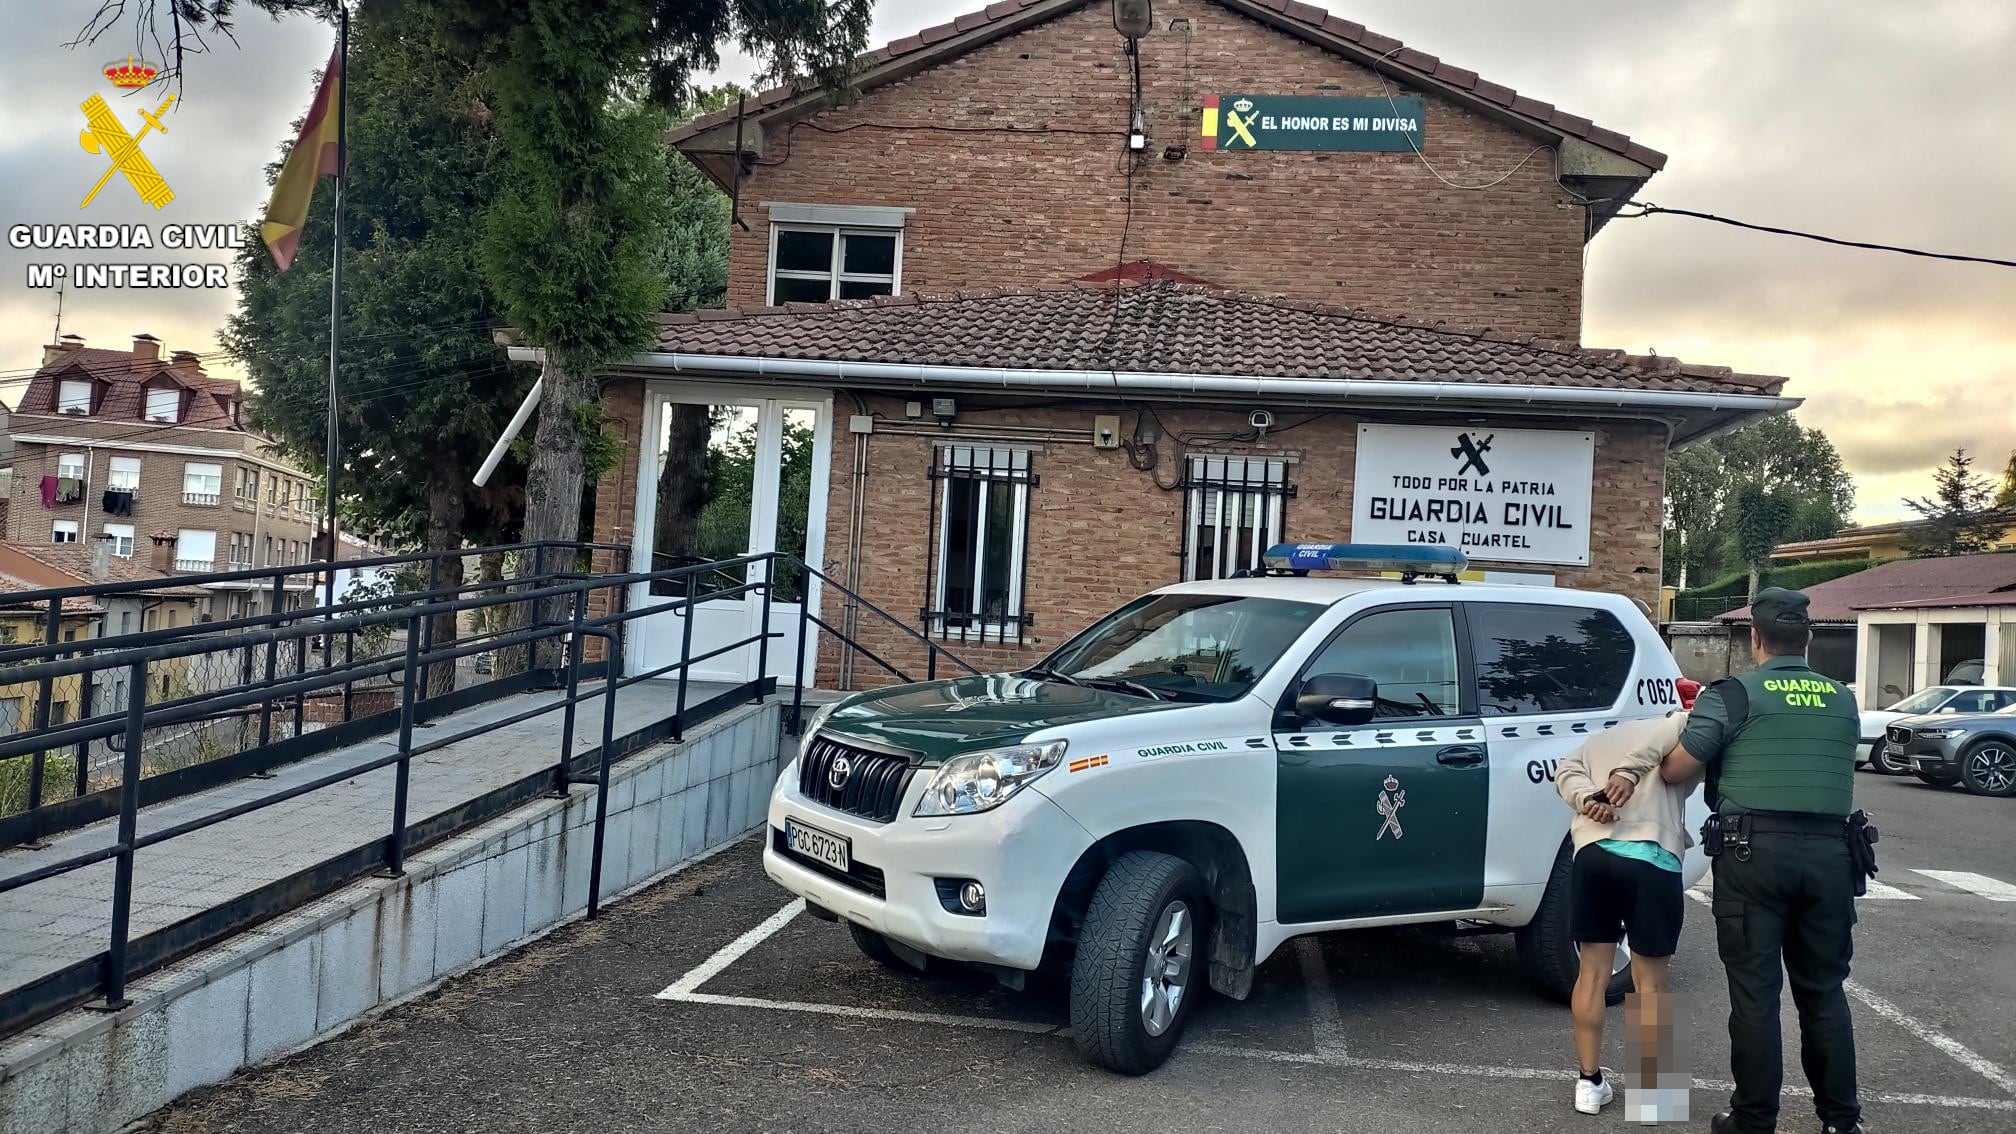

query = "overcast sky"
(5, 1), (2012, 523)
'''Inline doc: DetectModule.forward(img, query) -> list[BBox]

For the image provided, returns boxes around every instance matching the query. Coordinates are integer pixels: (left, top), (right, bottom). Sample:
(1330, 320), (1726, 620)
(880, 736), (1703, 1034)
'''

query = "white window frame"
(102, 523), (135, 558)
(767, 223), (903, 305)
(57, 379), (94, 414)
(51, 520), (80, 543)
(931, 445), (1033, 642)
(183, 461), (223, 505)
(175, 529), (217, 572)
(1183, 456), (1291, 581)
(144, 386), (181, 423)
(107, 455), (141, 492)
(57, 453), (85, 480)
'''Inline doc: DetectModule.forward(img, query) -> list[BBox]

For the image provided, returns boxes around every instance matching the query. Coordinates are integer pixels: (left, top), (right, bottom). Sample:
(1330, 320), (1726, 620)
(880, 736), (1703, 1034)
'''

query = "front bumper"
(762, 760), (1092, 971)
(1885, 732), (1965, 774)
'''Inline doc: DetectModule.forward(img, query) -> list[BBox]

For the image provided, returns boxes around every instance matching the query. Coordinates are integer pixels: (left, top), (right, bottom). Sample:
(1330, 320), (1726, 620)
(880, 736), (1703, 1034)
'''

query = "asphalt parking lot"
(146, 770), (2015, 1133)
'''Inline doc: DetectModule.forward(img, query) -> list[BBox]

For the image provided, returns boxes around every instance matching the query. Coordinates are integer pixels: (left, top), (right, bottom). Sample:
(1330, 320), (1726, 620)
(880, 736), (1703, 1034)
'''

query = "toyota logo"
(828, 755), (854, 791)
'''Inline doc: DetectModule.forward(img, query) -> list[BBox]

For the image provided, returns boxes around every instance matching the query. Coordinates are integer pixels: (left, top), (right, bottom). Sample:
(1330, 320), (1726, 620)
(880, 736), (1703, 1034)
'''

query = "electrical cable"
(754, 117), (1131, 169)
(1369, 45), (1552, 191)
(1616, 202), (2016, 269)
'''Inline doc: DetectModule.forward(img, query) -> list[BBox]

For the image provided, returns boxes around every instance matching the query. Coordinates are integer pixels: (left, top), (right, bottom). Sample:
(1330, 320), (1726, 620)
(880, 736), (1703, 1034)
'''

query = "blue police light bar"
(1259, 542), (1468, 583)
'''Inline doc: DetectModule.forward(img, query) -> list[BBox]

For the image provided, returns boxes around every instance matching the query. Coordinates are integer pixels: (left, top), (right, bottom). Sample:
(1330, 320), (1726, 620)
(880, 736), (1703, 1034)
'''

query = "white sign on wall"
(1351, 423), (1595, 566)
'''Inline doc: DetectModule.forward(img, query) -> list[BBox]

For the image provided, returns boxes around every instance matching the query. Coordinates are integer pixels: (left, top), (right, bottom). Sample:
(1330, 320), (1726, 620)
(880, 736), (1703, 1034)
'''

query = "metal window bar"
(923, 446), (1035, 646)
(1182, 455), (1294, 581)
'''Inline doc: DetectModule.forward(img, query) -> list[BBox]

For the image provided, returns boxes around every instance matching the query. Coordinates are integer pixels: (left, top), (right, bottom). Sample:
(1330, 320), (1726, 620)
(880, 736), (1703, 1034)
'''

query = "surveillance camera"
(1249, 409), (1274, 432)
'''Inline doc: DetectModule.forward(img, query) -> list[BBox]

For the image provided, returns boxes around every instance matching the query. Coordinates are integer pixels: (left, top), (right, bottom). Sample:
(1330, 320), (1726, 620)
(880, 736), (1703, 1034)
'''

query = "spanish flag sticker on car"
(1068, 754), (1110, 774)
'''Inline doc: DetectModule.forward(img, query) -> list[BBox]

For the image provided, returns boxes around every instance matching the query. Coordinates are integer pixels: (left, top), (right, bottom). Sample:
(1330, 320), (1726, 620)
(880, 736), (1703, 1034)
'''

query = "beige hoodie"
(1554, 713), (1699, 862)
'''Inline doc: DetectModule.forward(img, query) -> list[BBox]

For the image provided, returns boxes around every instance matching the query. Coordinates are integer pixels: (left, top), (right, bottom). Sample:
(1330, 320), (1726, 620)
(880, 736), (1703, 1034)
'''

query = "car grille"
(772, 827), (887, 898)
(798, 735), (915, 823)
(1888, 725), (1912, 744)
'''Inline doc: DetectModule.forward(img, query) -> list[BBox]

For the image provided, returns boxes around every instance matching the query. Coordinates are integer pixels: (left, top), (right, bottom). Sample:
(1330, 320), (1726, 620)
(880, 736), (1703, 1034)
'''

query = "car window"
(1993, 691), (2016, 711)
(1891, 687), (1955, 714)
(1043, 593), (1325, 703)
(1948, 689), (2007, 714)
(1304, 606), (1462, 718)
(1467, 603), (1635, 717)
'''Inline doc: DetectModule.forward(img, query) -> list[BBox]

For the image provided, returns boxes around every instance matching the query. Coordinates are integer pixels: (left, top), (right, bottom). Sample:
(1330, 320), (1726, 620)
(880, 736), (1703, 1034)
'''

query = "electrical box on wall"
(904, 401), (923, 418)
(848, 415), (874, 434)
(1092, 415), (1122, 448)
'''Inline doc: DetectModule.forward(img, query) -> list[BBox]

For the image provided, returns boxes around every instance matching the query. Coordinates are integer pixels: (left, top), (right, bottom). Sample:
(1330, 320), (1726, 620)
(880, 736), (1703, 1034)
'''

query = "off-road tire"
(1070, 851), (1208, 1075)
(848, 923), (921, 971)
(1515, 839), (1632, 1007)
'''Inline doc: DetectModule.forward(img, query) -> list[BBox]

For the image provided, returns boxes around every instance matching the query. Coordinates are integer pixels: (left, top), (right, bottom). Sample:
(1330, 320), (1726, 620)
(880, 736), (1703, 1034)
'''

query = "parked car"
(1860, 686), (2016, 774)
(765, 543), (1708, 1073)
(1946, 659), (1986, 685)
(1883, 704), (2016, 796)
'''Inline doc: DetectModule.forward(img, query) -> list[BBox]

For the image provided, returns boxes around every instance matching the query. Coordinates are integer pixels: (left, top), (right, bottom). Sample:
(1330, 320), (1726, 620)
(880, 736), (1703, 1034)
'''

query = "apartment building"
(3, 333), (320, 614)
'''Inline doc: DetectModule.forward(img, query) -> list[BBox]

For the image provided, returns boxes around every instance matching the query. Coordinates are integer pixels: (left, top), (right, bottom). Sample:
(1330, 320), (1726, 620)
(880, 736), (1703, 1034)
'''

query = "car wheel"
(1070, 850), (1208, 1075)
(848, 923), (925, 972)
(1869, 739), (1909, 775)
(1515, 840), (1632, 1007)
(1959, 739), (2016, 797)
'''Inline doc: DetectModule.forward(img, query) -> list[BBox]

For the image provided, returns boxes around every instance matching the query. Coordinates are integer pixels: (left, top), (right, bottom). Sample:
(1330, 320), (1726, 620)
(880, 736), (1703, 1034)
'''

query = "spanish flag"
(260, 42), (343, 271)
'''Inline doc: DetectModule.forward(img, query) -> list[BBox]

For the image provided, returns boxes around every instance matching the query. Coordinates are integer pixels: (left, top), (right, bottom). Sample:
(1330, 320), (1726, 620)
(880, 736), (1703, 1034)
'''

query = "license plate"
(786, 818), (851, 872)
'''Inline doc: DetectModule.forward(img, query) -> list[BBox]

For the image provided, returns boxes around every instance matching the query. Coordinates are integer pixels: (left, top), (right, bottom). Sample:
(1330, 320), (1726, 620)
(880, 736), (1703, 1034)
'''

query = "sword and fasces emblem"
(79, 93), (177, 209)
(1375, 774), (1406, 840)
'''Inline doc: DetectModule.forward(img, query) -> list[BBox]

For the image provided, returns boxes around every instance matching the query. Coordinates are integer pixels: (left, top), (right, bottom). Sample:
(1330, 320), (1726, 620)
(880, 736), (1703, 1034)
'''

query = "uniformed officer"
(1660, 587), (1864, 1134)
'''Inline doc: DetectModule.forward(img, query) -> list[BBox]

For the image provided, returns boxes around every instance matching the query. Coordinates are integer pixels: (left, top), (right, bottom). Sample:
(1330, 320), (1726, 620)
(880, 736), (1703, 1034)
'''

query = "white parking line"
(1913, 870), (2016, 902)
(657, 897), (805, 998)
(656, 900), (2016, 1113)
(1844, 979), (2016, 1096)
(1296, 937), (1348, 1058)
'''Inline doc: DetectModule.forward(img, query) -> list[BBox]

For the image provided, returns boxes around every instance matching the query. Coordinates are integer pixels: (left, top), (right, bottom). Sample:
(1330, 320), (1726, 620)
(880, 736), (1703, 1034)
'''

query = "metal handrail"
(0, 544), (980, 1036)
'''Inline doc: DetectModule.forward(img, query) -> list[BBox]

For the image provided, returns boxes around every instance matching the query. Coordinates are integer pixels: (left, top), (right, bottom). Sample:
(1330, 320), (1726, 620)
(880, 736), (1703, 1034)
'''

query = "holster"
(1846, 809), (1880, 897)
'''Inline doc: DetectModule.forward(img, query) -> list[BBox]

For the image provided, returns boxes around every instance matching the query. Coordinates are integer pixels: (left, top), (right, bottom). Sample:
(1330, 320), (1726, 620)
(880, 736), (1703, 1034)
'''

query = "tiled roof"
(17, 346), (242, 430)
(1721, 553), (2016, 624)
(668, 0), (1665, 170)
(5, 544), (212, 597)
(0, 571), (101, 614)
(651, 282), (1787, 397)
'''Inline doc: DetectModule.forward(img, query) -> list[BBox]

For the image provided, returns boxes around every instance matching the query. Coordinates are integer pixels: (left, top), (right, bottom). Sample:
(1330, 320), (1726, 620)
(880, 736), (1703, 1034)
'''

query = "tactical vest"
(1711, 660), (1858, 817)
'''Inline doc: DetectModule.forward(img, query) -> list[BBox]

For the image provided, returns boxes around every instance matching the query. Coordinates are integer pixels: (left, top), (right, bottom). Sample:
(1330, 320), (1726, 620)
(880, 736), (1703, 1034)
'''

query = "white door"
(629, 384), (830, 685)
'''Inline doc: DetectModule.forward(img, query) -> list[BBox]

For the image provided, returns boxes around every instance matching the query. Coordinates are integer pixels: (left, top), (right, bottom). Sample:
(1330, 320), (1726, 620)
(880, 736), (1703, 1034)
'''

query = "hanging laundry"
(54, 477), (83, 505)
(40, 476), (58, 508)
(102, 489), (136, 516)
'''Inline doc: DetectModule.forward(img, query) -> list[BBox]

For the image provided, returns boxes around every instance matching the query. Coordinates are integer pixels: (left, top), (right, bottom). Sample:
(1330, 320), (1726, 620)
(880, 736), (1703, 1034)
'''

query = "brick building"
(3, 334), (321, 616)
(529, 0), (1800, 686)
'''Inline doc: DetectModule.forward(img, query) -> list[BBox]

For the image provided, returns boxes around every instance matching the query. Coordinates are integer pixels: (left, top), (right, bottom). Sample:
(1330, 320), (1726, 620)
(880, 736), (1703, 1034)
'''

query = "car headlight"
(1917, 728), (1967, 740)
(915, 740), (1068, 817)
(798, 701), (840, 757)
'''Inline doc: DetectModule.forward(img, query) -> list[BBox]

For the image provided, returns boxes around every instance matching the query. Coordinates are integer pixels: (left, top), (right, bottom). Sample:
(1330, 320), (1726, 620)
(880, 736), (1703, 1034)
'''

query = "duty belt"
(1743, 810), (1850, 836)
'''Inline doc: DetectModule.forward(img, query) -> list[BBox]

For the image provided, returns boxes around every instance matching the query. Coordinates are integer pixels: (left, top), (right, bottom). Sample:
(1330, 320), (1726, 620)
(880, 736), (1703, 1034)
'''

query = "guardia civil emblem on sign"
(80, 55), (176, 210)
(1375, 774), (1406, 840)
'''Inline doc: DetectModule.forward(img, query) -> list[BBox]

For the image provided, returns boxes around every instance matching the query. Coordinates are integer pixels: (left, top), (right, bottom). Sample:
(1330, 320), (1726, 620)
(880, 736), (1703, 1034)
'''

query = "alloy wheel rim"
(1970, 745), (2015, 792)
(1612, 934), (1633, 976)
(1139, 899), (1194, 1037)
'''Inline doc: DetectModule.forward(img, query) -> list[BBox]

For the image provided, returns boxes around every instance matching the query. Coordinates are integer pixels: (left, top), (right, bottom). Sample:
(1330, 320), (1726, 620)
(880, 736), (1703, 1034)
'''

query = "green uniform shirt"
(1680, 655), (1859, 816)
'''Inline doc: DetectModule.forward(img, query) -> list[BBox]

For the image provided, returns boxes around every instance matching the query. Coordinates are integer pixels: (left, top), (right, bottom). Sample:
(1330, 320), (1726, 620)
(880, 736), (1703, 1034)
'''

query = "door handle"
(1435, 744), (1486, 767)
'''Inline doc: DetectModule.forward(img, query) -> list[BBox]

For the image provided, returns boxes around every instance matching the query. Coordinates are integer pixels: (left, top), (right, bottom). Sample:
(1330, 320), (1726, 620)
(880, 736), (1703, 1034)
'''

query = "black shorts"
(1570, 844), (1685, 957)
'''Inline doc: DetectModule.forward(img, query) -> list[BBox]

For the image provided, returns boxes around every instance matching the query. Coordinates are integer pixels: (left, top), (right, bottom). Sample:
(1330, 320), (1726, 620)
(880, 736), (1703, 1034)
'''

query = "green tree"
(1662, 415), (1855, 593)
(1902, 449), (2006, 558)
(225, 6), (532, 692)
(1995, 450), (2016, 510)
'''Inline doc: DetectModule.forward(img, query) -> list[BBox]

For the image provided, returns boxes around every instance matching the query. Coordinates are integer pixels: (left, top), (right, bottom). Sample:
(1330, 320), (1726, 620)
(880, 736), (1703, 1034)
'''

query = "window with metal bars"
(1182, 455), (1294, 581)
(925, 445), (1035, 643)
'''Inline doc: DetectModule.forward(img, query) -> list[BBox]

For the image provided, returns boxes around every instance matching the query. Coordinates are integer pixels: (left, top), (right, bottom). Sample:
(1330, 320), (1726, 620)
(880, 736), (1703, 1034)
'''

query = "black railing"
(0, 542), (978, 1038)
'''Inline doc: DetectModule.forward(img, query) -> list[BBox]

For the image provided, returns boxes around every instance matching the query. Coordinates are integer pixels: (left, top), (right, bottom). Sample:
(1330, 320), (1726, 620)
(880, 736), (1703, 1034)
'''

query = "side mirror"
(1296, 673), (1378, 726)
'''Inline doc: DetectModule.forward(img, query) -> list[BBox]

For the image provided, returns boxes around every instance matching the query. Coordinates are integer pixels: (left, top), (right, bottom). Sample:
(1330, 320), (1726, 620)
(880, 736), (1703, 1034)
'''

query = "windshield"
(1037, 593), (1325, 703)
(1889, 687), (1956, 714)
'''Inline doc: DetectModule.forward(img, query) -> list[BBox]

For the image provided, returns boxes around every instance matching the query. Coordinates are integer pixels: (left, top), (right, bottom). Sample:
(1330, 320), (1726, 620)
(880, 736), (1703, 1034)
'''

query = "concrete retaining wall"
(1666, 620), (1749, 684)
(0, 700), (784, 1134)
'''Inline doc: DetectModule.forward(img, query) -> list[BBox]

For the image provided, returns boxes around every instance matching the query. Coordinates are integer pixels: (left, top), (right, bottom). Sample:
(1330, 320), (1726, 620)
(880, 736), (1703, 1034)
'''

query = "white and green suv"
(764, 544), (1707, 1073)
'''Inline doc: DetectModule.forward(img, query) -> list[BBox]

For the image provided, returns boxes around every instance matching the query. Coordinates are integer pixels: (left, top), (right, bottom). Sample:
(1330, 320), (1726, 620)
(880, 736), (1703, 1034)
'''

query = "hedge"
(1678, 558), (1876, 605)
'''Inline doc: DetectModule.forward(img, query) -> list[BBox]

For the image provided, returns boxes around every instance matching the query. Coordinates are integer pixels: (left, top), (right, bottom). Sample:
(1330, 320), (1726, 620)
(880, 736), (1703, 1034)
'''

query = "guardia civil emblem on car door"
(1375, 774), (1406, 840)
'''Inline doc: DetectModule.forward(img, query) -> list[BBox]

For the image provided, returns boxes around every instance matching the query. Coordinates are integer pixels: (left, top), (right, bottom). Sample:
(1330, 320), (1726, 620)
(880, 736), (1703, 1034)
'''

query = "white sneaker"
(1574, 1071), (1615, 1115)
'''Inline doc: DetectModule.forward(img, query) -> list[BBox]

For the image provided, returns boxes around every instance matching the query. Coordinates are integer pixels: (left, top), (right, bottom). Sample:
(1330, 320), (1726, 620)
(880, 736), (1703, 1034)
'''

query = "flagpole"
(321, 3), (347, 655)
